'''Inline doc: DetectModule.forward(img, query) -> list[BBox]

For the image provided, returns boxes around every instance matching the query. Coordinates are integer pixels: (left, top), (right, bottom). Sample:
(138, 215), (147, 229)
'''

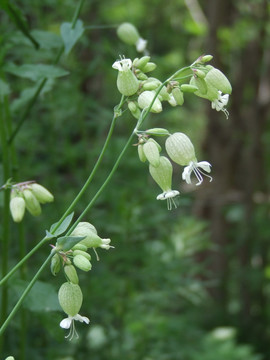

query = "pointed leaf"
(57, 236), (86, 251)
(60, 19), (84, 55)
(50, 212), (74, 236)
(4, 63), (69, 81)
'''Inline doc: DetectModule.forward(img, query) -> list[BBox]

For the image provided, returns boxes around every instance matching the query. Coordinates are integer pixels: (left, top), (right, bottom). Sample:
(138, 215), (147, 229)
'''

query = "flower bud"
(143, 81), (159, 91)
(143, 140), (160, 167)
(201, 55), (213, 63)
(144, 128), (170, 136)
(180, 84), (198, 93)
(149, 156), (173, 192)
(128, 101), (141, 119)
(134, 56), (150, 70)
(172, 87), (184, 105)
(58, 282), (82, 316)
(64, 264), (79, 284)
(168, 94), (177, 107)
(30, 183), (54, 204)
(205, 68), (232, 94)
(117, 23), (140, 45)
(73, 249), (91, 260)
(23, 189), (41, 216)
(9, 196), (25, 223)
(141, 62), (157, 73)
(138, 144), (147, 163)
(51, 253), (61, 276)
(73, 255), (92, 272)
(165, 132), (196, 166)
(72, 243), (88, 252)
(138, 91), (162, 113)
(5, 357), (15, 360)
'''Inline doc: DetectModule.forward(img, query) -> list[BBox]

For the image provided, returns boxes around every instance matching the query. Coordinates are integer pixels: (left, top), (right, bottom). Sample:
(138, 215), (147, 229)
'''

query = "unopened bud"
(143, 140), (160, 167)
(51, 253), (61, 276)
(180, 84), (198, 93)
(64, 265), (79, 284)
(73, 249), (91, 260)
(30, 183), (54, 204)
(117, 23), (140, 45)
(144, 128), (170, 136)
(72, 243), (88, 252)
(141, 62), (157, 73)
(172, 87), (184, 105)
(58, 282), (82, 316)
(165, 132), (196, 166)
(201, 55), (213, 63)
(134, 56), (150, 70)
(73, 255), (92, 272)
(9, 196), (25, 223)
(23, 189), (41, 216)
(138, 144), (147, 163)
(138, 91), (162, 113)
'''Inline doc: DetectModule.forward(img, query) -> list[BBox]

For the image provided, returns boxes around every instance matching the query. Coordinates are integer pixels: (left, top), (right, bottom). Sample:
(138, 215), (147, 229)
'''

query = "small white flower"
(182, 161), (212, 186)
(136, 38), (147, 52)
(156, 190), (180, 210)
(112, 57), (132, 72)
(60, 314), (90, 340)
(211, 91), (229, 118)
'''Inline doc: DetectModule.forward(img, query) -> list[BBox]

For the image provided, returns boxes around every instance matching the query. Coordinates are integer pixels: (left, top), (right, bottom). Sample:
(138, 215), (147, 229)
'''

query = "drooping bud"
(201, 55), (213, 63)
(72, 243), (88, 252)
(143, 140), (160, 167)
(138, 91), (162, 113)
(51, 253), (61, 276)
(112, 58), (139, 96)
(172, 87), (184, 105)
(58, 282), (83, 317)
(165, 132), (196, 166)
(117, 23), (140, 45)
(64, 264), (79, 284)
(141, 62), (157, 73)
(128, 101), (141, 119)
(73, 255), (92, 272)
(30, 183), (54, 204)
(134, 56), (150, 70)
(149, 156), (173, 192)
(23, 189), (41, 216)
(138, 144), (147, 162)
(9, 196), (25, 223)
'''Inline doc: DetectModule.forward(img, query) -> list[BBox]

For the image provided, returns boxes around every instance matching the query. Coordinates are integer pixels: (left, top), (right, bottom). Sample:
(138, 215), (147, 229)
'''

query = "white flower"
(112, 57), (132, 72)
(211, 91), (229, 118)
(156, 190), (180, 210)
(182, 161), (212, 186)
(60, 313), (90, 340)
(136, 38), (147, 52)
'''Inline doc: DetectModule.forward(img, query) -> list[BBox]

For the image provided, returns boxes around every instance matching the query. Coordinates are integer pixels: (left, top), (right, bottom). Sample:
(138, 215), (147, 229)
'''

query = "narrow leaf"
(57, 236), (86, 251)
(50, 212), (74, 236)
(45, 230), (55, 241)
(60, 19), (84, 55)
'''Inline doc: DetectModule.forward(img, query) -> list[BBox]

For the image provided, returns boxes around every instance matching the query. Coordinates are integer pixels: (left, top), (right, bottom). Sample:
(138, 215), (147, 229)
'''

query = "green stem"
(0, 251), (55, 336)
(8, 0), (85, 144)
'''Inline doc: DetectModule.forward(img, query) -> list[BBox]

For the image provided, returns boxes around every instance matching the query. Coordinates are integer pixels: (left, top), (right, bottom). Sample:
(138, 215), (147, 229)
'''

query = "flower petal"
(182, 165), (192, 184)
(74, 314), (90, 324)
(197, 161), (212, 173)
(60, 317), (72, 329)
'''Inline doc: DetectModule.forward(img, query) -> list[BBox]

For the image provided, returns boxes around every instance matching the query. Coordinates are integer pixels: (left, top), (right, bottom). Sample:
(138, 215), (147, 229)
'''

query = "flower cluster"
(51, 222), (113, 339)
(9, 181), (54, 222)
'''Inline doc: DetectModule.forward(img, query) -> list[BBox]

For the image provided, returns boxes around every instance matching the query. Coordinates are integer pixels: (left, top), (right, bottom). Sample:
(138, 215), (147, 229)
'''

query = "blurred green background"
(0, 0), (270, 359)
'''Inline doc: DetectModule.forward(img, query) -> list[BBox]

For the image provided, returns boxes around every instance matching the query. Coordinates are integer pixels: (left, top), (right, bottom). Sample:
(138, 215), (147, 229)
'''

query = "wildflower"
(165, 132), (212, 186)
(149, 156), (180, 210)
(58, 282), (90, 340)
(211, 91), (229, 118)
(60, 314), (90, 340)
(112, 56), (139, 96)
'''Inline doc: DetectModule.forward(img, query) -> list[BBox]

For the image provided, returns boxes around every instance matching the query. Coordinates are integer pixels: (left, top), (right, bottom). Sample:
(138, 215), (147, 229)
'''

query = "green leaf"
(50, 212), (74, 236)
(0, 79), (10, 98)
(60, 19), (84, 55)
(4, 63), (69, 81)
(44, 230), (55, 241)
(12, 280), (61, 312)
(56, 236), (86, 251)
(0, 0), (39, 49)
